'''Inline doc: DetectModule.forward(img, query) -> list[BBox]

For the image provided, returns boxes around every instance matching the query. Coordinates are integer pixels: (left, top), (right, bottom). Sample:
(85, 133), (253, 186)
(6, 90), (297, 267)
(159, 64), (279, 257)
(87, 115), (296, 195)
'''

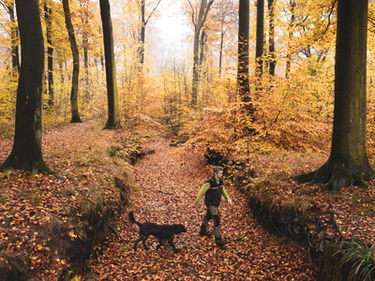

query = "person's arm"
(222, 187), (230, 201)
(194, 182), (210, 205)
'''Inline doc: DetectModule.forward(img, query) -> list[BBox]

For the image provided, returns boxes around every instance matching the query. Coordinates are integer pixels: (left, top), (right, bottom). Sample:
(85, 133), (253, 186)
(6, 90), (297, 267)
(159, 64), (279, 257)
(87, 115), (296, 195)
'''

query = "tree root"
(292, 160), (375, 194)
(0, 158), (66, 180)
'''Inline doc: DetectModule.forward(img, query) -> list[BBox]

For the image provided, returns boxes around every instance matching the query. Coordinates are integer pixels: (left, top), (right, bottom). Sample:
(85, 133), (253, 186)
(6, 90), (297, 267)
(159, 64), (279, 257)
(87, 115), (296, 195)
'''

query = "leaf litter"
(89, 135), (317, 280)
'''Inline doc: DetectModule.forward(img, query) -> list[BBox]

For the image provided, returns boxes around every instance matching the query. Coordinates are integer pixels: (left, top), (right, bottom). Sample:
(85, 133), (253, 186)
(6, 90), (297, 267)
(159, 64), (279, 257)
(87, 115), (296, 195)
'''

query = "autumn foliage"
(1, 0), (375, 280)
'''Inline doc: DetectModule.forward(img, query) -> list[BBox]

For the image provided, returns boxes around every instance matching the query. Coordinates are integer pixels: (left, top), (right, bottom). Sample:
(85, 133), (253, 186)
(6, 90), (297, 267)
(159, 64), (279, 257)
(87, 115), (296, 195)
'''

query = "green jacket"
(194, 177), (230, 206)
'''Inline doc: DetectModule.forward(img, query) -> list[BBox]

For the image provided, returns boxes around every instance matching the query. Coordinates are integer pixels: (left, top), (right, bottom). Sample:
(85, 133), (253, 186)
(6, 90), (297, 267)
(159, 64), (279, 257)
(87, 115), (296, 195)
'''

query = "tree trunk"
(295, 0), (375, 192)
(4, 2), (20, 78)
(44, 1), (54, 107)
(62, 0), (82, 123)
(255, 0), (264, 77)
(268, 0), (276, 75)
(192, 29), (200, 106)
(285, 1), (295, 78)
(219, 30), (224, 75)
(190, 0), (214, 107)
(237, 0), (253, 115)
(81, 0), (90, 100)
(138, 0), (146, 66)
(199, 30), (207, 80)
(0, 0), (52, 173)
(100, 0), (120, 129)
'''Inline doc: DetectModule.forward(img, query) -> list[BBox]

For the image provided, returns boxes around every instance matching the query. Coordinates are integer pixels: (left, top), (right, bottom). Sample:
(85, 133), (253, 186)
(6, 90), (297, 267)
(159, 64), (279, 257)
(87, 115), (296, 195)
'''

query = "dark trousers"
(201, 204), (221, 239)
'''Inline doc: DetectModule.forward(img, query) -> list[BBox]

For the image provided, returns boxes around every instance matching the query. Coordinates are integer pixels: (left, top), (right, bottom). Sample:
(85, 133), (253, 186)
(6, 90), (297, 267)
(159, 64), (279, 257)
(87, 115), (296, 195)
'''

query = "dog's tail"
(129, 211), (141, 226)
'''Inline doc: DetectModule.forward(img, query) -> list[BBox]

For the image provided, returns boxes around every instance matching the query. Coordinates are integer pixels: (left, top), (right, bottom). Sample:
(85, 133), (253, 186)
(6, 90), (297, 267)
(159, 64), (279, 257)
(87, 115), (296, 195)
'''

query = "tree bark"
(285, 1), (295, 78)
(44, 1), (54, 107)
(255, 0), (264, 77)
(237, 0), (253, 115)
(219, 30), (224, 75)
(139, 0), (146, 66)
(295, 0), (375, 192)
(0, 0), (52, 173)
(62, 0), (81, 123)
(81, 0), (90, 100)
(100, 0), (120, 129)
(189, 0), (214, 107)
(138, 0), (161, 67)
(3, 2), (20, 78)
(268, 0), (276, 75)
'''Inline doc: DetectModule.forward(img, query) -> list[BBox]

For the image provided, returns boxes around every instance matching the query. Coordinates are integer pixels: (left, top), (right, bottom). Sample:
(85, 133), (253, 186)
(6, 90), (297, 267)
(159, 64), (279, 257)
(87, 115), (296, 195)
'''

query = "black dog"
(129, 211), (187, 252)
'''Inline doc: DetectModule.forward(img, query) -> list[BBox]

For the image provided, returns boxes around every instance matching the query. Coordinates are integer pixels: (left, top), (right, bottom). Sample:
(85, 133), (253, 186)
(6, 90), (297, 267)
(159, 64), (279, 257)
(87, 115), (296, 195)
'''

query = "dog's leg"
(168, 236), (180, 252)
(134, 238), (141, 251)
(156, 238), (163, 251)
(134, 234), (148, 251)
(142, 235), (149, 250)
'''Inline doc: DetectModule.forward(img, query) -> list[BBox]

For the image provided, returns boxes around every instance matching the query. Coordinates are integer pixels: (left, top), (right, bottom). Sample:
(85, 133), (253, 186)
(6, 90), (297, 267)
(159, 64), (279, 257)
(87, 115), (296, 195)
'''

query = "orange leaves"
(87, 135), (317, 280)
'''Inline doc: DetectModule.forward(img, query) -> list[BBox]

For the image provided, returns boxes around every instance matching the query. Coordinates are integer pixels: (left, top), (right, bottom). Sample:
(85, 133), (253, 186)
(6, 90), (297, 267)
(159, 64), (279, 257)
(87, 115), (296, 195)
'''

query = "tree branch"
(145, 0), (162, 26)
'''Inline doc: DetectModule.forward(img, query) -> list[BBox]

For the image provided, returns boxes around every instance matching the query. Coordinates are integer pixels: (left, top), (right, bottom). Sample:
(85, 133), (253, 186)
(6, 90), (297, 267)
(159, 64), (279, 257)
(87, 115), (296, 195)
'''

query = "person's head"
(213, 166), (223, 179)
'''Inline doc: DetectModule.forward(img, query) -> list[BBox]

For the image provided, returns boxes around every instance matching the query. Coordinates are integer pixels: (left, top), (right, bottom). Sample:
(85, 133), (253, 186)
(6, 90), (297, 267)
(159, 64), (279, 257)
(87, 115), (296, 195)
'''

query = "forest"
(0, 0), (375, 280)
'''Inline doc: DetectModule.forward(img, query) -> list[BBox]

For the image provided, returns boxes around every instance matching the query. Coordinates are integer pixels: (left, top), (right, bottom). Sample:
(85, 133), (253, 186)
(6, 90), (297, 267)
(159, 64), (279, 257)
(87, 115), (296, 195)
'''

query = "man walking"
(194, 166), (232, 246)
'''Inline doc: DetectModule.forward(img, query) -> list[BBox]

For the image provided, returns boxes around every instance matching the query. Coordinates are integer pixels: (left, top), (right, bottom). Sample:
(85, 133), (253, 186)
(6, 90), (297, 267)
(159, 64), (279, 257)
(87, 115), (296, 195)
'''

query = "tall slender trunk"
(138, 0), (145, 66)
(268, 0), (276, 75)
(63, 0), (81, 123)
(45, 1), (54, 107)
(6, 3), (20, 78)
(285, 1), (295, 78)
(81, 0), (89, 100)
(238, 0), (253, 116)
(190, 0), (214, 107)
(255, 0), (264, 77)
(100, 0), (120, 129)
(219, 30), (224, 75)
(199, 30), (207, 80)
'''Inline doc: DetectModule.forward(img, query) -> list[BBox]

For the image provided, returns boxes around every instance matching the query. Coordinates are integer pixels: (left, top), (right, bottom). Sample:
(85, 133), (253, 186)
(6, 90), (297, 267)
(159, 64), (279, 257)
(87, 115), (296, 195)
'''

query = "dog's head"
(175, 224), (187, 234)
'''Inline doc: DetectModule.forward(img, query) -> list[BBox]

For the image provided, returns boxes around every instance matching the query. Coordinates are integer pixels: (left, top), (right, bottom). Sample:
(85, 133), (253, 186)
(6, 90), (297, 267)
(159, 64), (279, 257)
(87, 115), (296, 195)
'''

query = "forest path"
(90, 134), (317, 280)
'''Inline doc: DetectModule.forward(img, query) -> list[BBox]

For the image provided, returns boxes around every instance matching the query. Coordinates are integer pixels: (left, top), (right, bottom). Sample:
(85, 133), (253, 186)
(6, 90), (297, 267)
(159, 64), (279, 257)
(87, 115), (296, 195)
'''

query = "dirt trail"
(90, 135), (317, 280)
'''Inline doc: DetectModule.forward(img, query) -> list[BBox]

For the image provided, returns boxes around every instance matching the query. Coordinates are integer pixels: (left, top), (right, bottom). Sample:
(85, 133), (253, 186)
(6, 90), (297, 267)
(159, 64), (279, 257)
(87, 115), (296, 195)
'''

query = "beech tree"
(44, 0), (54, 107)
(186, 0), (214, 106)
(212, 0), (236, 76)
(268, 0), (276, 75)
(237, 0), (253, 116)
(285, 1), (295, 78)
(0, 0), (51, 173)
(296, 0), (375, 192)
(1, 0), (19, 77)
(100, 0), (120, 129)
(63, 0), (82, 123)
(138, 0), (162, 66)
(255, 0), (264, 77)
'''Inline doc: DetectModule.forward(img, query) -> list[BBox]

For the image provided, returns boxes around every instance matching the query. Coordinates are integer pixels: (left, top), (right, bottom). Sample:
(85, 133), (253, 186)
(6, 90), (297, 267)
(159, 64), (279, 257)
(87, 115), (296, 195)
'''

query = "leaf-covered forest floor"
(88, 132), (316, 280)
(0, 118), (374, 280)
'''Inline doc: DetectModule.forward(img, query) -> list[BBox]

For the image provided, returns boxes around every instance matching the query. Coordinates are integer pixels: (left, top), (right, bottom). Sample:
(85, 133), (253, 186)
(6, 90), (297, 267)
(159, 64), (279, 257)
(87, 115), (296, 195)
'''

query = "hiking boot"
(215, 238), (226, 246)
(199, 230), (212, 237)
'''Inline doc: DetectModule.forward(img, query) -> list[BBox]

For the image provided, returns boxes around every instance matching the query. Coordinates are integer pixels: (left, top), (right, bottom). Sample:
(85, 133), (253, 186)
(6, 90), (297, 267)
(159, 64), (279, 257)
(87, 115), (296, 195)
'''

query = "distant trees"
(212, 0), (236, 76)
(0, 0), (51, 173)
(44, 0), (54, 107)
(296, 0), (375, 192)
(1, 0), (19, 78)
(186, 0), (214, 106)
(138, 0), (162, 66)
